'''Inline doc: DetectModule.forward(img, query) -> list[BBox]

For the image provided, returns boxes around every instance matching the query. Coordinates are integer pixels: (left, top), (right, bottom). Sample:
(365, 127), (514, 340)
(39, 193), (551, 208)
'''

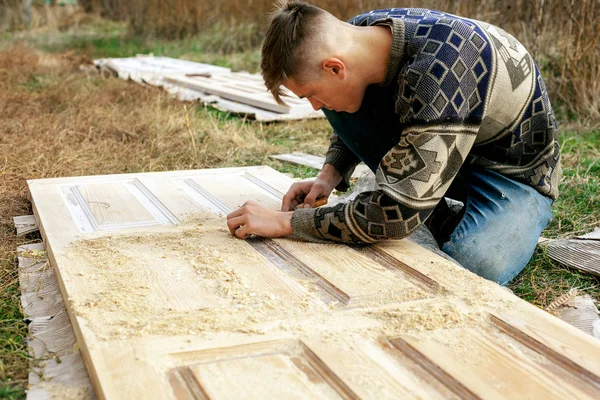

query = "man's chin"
(327, 103), (361, 113)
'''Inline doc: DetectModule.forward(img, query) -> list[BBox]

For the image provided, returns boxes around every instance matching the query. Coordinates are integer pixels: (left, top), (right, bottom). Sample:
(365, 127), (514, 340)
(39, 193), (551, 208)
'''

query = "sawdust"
(65, 212), (436, 341)
(62, 211), (522, 360)
(369, 303), (481, 335)
(67, 214), (319, 339)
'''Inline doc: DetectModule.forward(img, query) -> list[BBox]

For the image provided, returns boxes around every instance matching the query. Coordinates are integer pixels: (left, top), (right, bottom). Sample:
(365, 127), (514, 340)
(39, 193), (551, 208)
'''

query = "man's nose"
(307, 98), (323, 111)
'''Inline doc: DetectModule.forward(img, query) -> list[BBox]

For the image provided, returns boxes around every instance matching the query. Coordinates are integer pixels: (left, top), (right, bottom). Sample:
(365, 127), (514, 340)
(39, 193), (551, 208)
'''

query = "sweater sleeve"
(291, 23), (490, 244)
(291, 123), (480, 244)
(323, 131), (361, 192)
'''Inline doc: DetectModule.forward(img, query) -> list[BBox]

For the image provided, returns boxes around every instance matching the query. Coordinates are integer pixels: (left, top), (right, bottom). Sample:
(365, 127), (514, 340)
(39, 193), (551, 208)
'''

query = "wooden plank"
(61, 179), (179, 232)
(271, 152), (326, 170)
(302, 338), (458, 400)
(17, 243), (95, 400)
(272, 240), (431, 306)
(491, 312), (600, 385)
(14, 214), (38, 236)
(546, 239), (600, 277)
(374, 239), (463, 289)
(96, 58), (325, 122)
(100, 56), (230, 81)
(162, 82), (325, 121)
(27, 166), (600, 399)
(182, 172), (434, 306)
(165, 74), (295, 114)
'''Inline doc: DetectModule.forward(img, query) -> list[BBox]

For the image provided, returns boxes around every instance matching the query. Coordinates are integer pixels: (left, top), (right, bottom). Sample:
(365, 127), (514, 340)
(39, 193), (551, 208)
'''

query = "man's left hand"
(226, 201), (294, 239)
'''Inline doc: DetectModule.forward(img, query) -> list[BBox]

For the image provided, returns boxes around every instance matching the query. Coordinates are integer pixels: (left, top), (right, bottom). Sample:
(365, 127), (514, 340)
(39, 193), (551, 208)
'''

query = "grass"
(550, 131), (600, 237)
(15, 20), (262, 72)
(0, 20), (599, 397)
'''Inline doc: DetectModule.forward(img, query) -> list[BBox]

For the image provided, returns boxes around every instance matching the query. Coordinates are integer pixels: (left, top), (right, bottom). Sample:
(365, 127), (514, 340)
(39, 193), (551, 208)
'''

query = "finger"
(227, 216), (246, 235)
(235, 224), (253, 239)
(226, 207), (244, 220)
(282, 186), (304, 211)
(291, 195), (306, 210)
(302, 187), (322, 208)
(281, 191), (295, 211)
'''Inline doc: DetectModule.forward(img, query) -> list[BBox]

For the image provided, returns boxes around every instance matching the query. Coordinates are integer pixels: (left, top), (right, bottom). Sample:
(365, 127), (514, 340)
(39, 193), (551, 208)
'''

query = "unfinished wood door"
(28, 166), (600, 400)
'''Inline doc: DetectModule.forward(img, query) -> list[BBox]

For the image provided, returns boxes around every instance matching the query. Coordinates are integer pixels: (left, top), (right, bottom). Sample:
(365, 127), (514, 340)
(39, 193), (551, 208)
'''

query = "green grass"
(0, 245), (29, 400)
(550, 130), (600, 237)
(267, 162), (321, 180)
(0, 385), (25, 400)
(510, 248), (600, 307)
(22, 21), (261, 72)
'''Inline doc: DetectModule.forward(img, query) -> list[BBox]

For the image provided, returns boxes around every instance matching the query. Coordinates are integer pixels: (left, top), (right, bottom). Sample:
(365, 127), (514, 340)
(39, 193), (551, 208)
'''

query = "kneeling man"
(227, 1), (561, 286)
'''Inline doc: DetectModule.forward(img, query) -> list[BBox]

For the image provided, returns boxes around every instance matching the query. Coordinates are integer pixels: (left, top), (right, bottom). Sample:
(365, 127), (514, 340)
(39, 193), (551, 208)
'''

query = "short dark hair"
(261, 1), (326, 105)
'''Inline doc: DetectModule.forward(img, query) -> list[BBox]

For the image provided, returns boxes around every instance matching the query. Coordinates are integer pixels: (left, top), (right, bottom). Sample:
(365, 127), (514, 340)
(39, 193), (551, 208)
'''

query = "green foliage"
(0, 384), (25, 400)
(0, 252), (29, 399)
(267, 162), (320, 180)
(548, 130), (600, 238)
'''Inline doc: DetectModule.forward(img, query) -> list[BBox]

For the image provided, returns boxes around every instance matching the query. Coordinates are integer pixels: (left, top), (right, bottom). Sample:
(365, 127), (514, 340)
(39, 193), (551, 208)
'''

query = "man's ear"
(322, 57), (346, 79)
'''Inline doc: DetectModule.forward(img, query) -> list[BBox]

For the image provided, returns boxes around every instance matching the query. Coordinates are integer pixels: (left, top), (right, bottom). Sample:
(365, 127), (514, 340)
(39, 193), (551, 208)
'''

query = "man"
(226, 1), (561, 285)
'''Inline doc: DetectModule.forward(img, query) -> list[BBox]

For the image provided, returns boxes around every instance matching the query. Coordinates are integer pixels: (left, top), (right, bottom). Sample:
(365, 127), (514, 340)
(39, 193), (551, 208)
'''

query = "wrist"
(318, 164), (343, 188)
(280, 211), (294, 236)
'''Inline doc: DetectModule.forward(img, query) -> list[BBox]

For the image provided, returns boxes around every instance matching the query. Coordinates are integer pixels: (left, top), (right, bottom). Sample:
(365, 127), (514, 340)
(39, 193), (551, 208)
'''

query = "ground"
(1, 21), (599, 399)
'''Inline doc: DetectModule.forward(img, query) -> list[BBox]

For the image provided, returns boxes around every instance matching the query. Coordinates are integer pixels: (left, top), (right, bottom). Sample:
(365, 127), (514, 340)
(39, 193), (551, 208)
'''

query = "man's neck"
(346, 24), (393, 86)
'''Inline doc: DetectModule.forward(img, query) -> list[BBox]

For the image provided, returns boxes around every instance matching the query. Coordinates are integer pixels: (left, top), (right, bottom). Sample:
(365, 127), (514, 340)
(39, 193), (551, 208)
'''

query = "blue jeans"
(440, 166), (553, 285)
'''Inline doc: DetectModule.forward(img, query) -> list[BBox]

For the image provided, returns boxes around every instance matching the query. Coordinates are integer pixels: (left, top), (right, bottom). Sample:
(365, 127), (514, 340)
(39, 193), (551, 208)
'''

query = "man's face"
(283, 73), (365, 113)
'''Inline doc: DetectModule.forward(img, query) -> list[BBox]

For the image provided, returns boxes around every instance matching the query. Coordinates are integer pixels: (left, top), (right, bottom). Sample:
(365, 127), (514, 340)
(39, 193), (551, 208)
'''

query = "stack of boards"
(28, 166), (600, 399)
(94, 56), (324, 122)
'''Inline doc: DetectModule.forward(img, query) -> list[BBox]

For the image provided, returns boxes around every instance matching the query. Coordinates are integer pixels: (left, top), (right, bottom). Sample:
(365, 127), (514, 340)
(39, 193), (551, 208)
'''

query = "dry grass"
(0, 44), (330, 395)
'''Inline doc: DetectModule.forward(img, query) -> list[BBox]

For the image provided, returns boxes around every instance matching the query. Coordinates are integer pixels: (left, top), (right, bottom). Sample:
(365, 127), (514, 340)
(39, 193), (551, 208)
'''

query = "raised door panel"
(61, 179), (178, 231)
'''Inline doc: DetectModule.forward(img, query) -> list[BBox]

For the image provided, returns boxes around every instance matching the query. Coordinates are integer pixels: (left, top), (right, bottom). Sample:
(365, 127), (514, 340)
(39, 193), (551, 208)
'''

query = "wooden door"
(28, 166), (600, 399)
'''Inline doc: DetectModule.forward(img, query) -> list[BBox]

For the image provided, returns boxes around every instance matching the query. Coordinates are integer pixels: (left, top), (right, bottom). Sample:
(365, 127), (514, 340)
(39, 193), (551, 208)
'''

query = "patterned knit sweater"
(291, 8), (561, 244)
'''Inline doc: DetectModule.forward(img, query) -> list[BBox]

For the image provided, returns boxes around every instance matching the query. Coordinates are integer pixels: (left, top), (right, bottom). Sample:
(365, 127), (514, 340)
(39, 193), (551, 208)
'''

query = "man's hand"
(281, 179), (333, 211)
(227, 201), (293, 239)
(281, 164), (343, 211)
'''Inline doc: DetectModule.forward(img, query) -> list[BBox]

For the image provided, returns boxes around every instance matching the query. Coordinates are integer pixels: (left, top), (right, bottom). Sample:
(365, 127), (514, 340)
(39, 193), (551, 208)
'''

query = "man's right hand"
(281, 164), (344, 211)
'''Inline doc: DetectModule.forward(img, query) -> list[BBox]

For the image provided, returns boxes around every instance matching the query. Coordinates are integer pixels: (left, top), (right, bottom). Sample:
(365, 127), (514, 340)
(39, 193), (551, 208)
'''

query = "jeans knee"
(442, 237), (530, 285)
